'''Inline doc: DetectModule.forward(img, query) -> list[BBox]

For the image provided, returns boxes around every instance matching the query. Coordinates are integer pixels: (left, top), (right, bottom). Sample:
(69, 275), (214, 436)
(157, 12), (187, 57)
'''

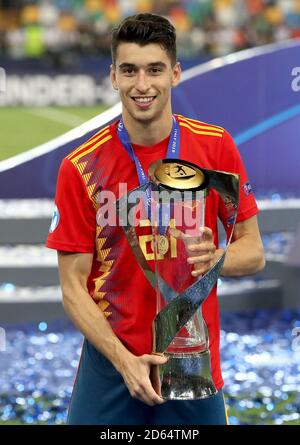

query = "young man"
(46, 13), (265, 425)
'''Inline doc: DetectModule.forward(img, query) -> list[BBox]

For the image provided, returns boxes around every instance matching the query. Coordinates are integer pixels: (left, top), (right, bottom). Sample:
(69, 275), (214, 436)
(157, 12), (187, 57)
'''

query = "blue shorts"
(67, 340), (228, 425)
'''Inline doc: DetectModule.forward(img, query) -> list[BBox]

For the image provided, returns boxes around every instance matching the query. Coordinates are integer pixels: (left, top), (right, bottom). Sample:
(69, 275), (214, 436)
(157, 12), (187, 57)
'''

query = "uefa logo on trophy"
(116, 159), (239, 400)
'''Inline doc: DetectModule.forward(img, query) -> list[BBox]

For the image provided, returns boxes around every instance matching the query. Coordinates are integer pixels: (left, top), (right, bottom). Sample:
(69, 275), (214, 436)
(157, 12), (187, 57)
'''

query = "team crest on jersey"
(49, 205), (60, 233)
(242, 182), (253, 196)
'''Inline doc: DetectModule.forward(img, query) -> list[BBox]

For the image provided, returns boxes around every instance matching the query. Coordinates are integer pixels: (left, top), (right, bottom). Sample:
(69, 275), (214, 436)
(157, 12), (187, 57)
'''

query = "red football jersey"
(46, 114), (258, 390)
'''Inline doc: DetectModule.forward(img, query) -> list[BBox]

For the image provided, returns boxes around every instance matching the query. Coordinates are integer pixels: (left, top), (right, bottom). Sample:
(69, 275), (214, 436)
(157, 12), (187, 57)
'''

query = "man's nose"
(135, 71), (150, 92)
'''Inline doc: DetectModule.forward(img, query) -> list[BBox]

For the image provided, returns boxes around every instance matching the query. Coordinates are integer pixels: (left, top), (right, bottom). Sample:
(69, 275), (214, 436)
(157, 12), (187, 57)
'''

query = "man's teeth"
(134, 97), (154, 103)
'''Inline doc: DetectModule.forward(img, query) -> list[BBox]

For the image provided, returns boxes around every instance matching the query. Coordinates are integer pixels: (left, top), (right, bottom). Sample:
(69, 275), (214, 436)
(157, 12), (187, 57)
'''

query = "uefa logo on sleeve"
(242, 182), (253, 196)
(49, 205), (60, 233)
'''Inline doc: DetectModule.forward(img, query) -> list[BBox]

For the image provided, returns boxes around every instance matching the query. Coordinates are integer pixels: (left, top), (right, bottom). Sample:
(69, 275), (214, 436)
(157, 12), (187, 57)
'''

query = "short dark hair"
(111, 13), (177, 66)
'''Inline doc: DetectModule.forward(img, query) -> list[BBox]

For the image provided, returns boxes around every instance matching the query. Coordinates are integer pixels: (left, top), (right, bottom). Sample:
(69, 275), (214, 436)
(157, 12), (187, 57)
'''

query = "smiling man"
(110, 40), (180, 148)
(46, 13), (265, 425)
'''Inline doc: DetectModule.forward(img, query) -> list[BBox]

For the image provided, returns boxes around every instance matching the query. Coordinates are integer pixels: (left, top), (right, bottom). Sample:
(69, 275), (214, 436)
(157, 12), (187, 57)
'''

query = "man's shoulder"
(64, 123), (116, 167)
(175, 114), (226, 140)
(56, 123), (117, 202)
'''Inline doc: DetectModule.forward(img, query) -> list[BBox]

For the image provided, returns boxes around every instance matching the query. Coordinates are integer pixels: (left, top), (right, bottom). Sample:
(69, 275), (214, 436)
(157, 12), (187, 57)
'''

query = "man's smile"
(131, 96), (157, 108)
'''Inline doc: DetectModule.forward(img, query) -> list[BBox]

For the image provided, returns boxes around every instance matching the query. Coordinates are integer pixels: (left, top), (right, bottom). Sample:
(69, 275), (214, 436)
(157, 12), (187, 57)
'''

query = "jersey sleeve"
(218, 130), (259, 228)
(46, 157), (96, 253)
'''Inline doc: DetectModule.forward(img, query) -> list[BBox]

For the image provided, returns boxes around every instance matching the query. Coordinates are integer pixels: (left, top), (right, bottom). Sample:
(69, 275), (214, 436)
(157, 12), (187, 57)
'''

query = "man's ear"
(171, 62), (181, 88)
(110, 64), (118, 90)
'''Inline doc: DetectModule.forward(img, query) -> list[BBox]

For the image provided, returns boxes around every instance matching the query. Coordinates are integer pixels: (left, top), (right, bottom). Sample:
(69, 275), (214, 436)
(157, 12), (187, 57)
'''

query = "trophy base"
(159, 350), (217, 400)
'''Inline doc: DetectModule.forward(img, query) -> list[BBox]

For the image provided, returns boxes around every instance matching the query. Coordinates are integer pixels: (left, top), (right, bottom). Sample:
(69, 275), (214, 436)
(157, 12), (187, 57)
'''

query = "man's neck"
(122, 111), (173, 146)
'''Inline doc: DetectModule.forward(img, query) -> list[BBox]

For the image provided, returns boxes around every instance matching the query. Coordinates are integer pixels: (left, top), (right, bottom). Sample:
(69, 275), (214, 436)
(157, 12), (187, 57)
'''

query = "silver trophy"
(116, 159), (239, 400)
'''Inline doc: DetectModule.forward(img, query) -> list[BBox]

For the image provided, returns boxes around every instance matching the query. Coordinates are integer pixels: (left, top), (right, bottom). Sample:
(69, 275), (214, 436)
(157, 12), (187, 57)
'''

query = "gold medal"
(149, 160), (207, 191)
(157, 235), (169, 255)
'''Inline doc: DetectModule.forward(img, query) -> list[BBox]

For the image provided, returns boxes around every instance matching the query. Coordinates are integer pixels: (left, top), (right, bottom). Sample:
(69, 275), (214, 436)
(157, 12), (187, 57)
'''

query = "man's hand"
(58, 251), (169, 407)
(184, 216), (265, 278)
(118, 353), (168, 406)
(184, 227), (220, 277)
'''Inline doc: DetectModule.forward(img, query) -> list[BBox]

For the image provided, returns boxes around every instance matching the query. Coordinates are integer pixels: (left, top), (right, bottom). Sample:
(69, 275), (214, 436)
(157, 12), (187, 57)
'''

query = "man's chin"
(130, 109), (159, 124)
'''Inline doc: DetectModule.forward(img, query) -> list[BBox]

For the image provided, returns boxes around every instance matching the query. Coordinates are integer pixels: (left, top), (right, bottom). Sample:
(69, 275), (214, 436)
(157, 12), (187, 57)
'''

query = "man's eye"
(150, 68), (162, 74)
(123, 68), (135, 75)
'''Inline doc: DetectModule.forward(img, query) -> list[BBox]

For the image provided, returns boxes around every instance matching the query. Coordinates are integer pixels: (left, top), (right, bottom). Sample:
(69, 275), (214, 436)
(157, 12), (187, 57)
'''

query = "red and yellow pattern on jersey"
(46, 114), (258, 390)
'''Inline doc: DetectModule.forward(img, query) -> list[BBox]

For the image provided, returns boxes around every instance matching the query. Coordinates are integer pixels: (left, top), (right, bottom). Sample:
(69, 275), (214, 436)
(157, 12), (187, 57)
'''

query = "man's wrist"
(215, 248), (225, 262)
(110, 342), (133, 374)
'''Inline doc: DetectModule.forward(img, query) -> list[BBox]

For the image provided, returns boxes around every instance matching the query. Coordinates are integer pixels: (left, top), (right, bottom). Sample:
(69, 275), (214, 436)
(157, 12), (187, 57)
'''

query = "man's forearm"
(62, 287), (131, 373)
(217, 235), (265, 277)
(62, 285), (168, 406)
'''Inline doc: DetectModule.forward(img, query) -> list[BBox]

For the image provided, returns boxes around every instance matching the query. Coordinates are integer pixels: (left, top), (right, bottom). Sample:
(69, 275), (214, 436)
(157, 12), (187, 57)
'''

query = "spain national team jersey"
(46, 114), (258, 390)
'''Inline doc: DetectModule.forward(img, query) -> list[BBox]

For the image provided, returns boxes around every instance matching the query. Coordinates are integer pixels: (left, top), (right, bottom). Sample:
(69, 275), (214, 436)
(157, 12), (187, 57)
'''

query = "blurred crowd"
(0, 0), (300, 62)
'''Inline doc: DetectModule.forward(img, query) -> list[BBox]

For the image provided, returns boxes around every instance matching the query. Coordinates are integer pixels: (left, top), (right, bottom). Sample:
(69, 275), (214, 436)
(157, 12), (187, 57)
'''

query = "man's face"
(110, 42), (181, 124)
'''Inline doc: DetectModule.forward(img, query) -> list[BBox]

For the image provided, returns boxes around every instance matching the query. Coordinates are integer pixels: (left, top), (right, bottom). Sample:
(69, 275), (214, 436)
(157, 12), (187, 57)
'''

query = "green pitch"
(0, 106), (108, 161)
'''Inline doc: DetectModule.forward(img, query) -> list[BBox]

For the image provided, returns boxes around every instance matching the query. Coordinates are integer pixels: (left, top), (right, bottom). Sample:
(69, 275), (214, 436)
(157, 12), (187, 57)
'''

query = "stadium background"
(0, 0), (300, 425)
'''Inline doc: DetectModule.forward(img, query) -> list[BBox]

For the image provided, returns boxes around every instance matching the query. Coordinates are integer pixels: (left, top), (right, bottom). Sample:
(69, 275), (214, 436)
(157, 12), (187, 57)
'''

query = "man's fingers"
(127, 354), (168, 405)
(136, 392), (163, 406)
(150, 364), (162, 397)
(186, 242), (215, 253)
(132, 381), (165, 406)
(187, 253), (215, 264)
(202, 226), (213, 239)
(147, 354), (169, 366)
(141, 394), (165, 406)
(192, 268), (208, 277)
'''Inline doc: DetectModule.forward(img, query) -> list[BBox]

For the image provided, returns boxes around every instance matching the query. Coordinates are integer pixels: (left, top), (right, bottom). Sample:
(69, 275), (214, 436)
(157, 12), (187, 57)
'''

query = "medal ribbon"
(117, 116), (180, 223)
